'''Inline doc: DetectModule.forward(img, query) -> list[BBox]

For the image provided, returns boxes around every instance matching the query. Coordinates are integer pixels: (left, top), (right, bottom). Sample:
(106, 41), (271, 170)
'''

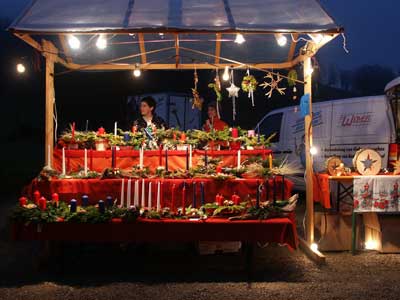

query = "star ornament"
(361, 153), (377, 171)
(226, 83), (240, 98)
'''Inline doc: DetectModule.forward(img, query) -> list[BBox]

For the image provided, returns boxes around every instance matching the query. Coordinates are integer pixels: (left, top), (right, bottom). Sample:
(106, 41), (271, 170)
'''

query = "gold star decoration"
(260, 72), (286, 98)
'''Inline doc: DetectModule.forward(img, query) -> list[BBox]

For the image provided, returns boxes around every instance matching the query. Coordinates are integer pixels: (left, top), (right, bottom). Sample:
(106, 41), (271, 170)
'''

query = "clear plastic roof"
(10, 0), (341, 33)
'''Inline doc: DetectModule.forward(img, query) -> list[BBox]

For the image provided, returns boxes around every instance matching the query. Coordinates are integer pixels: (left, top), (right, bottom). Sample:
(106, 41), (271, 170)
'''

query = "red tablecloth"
(313, 173), (331, 209)
(25, 177), (294, 207)
(53, 149), (272, 173)
(11, 216), (298, 250)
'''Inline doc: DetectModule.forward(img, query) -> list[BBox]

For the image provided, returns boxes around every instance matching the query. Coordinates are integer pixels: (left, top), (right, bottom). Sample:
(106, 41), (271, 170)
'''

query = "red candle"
(231, 128), (239, 138)
(39, 196), (47, 210)
(180, 132), (186, 142)
(132, 125), (137, 134)
(90, 149), (93, 170)
(19, 196), (27, 207)
(72, 122), (76, 141)
(159, 145), (163, 166)
(33, 190), (40, 205)
(171, 183), (176, 212)
(231, 193), (240, 205)
(182, 184), (186, 215)
(52, 193), (59, 206)
(216, 166), (222, 174)
(160, 181), (164, 208)
(215, 194), (223, 205)
(97, 127), (105, 135)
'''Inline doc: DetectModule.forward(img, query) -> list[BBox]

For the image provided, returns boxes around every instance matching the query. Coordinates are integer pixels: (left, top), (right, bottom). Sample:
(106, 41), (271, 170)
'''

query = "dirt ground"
(0, 197), (399, 300)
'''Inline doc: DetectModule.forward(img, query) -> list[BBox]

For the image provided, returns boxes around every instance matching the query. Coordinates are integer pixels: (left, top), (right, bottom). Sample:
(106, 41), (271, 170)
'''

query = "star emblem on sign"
(226, 83), (240, 98)
(361, 153), (377, 171)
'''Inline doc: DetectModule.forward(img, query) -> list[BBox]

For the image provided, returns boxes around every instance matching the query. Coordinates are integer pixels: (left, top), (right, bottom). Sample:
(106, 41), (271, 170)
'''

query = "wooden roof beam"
(138, 33), (147, 64)
(175, 34), (179, 68)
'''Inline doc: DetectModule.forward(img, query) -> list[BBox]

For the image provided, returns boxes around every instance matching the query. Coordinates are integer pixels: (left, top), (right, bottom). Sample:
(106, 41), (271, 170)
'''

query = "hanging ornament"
(260, 72), (286, 99)
(226, 70), (240, 121)
(241, 69), (258, 107)
(208, 70), (223, 118)
(287, 69), (298, 87)
(191, 67), (203, 110)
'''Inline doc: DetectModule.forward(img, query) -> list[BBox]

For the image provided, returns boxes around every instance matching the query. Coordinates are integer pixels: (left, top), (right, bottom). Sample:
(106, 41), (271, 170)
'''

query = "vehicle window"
(258, 113), (283, 143)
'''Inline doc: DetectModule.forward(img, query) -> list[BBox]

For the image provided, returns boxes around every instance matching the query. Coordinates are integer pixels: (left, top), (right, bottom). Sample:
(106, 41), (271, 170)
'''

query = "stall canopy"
(9, 0), (342, 70)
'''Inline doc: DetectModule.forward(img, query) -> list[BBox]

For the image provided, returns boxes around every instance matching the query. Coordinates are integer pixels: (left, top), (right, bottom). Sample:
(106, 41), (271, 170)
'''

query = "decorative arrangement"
(325, 156), (350, 176)
(260, 72), (286, 98)
(241, 70), (258, 107)
(191, 68), (203, 110)
(226, 70), (240, 121)
(208, 71), (223, 117)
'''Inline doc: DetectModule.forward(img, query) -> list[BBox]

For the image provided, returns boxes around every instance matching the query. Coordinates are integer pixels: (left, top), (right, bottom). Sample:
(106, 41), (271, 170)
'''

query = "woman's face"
(140, 101), (153, 116)
(207, 106), (217, 119)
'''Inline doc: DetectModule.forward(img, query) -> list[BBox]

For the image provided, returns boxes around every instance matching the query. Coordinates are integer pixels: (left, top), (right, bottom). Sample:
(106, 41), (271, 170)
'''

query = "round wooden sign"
(325, 156), (343, 176)
(353, 148), (382, 175)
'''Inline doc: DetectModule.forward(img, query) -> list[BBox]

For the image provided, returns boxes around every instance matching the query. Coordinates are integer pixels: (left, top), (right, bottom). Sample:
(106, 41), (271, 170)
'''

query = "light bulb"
(133, 67), (141, 77)
(305, 67), (314, 77)
(310, 243), (319, 252)
(275, 33), (287, 47)
(308, 33), (324, 44)
(68, 35), (80, 50)
(234, 33), (245, 44)
(365, 240), (378, 250)
(222, 66), (230, 81)
(16, 63), (26, 73)
(96, 35), (107, 50)
(310, 146), (318, 155)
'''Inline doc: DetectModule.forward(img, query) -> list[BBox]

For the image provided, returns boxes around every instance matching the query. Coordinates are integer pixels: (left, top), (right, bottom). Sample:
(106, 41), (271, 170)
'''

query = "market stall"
(8, 0), (344, 259)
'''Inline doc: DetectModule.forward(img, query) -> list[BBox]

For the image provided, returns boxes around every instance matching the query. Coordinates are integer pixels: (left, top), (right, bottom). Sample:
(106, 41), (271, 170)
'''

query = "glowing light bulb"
(308, 34), (324, 44)
(310, 243), (319, 252)
(310, 146), (318, 155)
(275, 33), (287, 47)
(133, 65), (141, 77)
(234, 33), (245, 44)
(365, 240), (378, 250)
(96, 35), (107, 50)
(68, 35), (80, 50)
(16, 63), (26, 73)
(222, 66), (230, 81)
(305, 66), (314, 77)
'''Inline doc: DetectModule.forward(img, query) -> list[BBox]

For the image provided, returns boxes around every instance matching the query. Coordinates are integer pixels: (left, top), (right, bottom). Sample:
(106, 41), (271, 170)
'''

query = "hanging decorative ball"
(241, 73), (258, 107)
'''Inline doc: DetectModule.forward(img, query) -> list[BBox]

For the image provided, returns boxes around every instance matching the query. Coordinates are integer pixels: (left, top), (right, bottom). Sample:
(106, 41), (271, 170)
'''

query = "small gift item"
(326, 156), (344, 176)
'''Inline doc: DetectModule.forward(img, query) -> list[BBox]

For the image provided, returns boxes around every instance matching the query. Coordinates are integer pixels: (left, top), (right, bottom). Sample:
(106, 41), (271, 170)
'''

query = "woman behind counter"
(203, 102), (227, 132)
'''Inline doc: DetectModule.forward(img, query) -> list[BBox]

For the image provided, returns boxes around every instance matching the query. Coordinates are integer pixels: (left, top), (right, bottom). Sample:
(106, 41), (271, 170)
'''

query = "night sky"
(1, 0), (400, 70)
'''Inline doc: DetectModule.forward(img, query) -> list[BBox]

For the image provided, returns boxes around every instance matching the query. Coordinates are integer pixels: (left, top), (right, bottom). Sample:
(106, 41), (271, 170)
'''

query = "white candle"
(189, 144), (193, 169)
(48, 145), (52, 168)
(121, 178), (125, 207)
(62, 147), (66, 175)
(237, 150), (241, 170)
(141, 179), (145, 207)
(156, 181), (161, 211)
(134, 180), (139, 206)
(148, 182), (152, 208)
(84, 148), (88, 176)
(114, 122), (117, 136)
(126, 179), (131, 208)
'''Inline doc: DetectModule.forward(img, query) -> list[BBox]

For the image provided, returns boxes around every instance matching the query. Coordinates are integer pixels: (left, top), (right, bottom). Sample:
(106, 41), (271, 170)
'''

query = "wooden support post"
(215, 33), (221, 64)
(304, 56), (314, 245)
(42, 40), (57, 169)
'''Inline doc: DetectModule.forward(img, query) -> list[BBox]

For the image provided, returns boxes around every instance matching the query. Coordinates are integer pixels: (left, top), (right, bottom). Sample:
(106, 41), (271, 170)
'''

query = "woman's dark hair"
(141, 96), (157, 110)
